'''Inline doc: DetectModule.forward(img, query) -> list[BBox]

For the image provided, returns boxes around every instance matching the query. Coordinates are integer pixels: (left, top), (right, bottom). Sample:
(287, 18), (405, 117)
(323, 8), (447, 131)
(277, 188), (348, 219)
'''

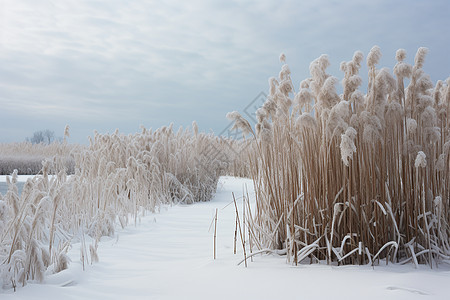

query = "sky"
(0, 0), (449, 144)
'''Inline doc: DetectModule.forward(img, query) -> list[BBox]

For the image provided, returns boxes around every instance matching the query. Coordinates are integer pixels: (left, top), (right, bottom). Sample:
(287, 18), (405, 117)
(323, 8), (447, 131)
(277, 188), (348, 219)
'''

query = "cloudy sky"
(0, 0), (449, 144)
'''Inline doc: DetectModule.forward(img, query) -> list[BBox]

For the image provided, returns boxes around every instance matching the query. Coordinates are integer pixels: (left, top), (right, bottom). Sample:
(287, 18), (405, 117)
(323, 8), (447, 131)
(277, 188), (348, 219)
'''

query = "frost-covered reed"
(0, 140), (78, 175)
(0, 123), (239, 290)
(229, 47), (450, 267)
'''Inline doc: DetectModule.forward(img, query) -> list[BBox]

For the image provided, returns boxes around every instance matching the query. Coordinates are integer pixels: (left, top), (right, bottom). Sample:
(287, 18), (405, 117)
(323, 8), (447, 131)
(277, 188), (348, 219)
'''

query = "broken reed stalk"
(244, 187), (254, 261)
(233, 192), (247, 267)
(242, 190), (246, 253)
(234, 212), (238, 254)
(214, 208), (218, 260)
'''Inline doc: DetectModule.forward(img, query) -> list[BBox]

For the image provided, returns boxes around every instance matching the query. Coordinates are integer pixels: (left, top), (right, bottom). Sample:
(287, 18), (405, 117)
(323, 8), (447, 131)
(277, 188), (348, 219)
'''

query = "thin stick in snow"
(214, 208), (218, 260)
(234, 212), (238, 254)
(233, 192), (247, 267)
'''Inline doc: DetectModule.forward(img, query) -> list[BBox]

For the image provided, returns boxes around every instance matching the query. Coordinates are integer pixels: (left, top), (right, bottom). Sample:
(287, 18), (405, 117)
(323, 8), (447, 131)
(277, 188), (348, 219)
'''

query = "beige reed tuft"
(229, 47), (450, 267)
(0, 124), (245, 289)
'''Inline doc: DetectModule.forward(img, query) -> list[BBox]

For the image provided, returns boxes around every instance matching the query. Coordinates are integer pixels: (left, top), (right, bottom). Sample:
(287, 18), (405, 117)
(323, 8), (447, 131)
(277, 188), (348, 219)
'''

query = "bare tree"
(43, 129), (55, 144)
(27, 130), (56, 144)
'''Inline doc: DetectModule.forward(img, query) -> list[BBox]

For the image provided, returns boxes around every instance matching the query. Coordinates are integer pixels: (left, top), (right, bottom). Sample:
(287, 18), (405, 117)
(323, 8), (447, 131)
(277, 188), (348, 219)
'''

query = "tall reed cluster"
(0, 123), (238, 289)
(229, 47), (450, 266)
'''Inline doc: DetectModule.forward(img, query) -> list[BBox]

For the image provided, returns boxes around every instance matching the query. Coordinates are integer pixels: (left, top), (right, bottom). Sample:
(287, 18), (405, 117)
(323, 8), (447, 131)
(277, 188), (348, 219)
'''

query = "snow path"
(2, 176), (450, 299)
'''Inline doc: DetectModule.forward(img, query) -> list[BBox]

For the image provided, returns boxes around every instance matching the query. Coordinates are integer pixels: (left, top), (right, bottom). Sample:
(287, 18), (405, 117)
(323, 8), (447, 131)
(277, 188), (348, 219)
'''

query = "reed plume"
(229, 48), (450, 267)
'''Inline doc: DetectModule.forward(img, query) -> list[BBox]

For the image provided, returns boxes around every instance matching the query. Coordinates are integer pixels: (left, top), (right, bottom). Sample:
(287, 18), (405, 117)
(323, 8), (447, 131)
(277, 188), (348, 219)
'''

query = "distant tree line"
(26, 130), (62, 144)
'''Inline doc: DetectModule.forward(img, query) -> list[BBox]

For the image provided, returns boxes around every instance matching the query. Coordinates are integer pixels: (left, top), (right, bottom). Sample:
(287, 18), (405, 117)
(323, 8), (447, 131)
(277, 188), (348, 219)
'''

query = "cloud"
(0, 0), (449, 143)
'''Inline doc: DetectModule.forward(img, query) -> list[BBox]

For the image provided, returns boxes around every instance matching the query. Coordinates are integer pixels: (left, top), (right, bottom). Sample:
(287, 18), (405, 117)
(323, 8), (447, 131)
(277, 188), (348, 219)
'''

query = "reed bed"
(0, 123), (240, 290)
(0, 141), (80, 175)
(228, 47), (450, 267)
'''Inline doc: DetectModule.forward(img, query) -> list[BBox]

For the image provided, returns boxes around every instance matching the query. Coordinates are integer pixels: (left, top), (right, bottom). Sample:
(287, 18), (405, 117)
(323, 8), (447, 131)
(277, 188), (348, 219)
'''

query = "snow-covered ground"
(0, 175), (37, 182)
(1, 176), (450, 299)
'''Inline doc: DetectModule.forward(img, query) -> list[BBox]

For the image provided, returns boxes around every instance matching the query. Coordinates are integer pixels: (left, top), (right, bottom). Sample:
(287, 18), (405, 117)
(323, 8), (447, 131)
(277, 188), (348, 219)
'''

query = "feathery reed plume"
(226, 111), (253, 136)
(234, 47), (450, 267)
(1, 121), (246, 289)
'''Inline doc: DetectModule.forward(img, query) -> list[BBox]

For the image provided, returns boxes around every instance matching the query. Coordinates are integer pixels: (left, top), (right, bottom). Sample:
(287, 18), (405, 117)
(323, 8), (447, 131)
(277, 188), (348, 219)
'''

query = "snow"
(1, 176), (450, 299)
(0, 175), (36, 182)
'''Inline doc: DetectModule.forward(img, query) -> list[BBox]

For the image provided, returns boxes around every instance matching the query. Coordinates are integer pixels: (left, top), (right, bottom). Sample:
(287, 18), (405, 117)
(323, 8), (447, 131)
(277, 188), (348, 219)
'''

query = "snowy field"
(1, 176), (450, 299)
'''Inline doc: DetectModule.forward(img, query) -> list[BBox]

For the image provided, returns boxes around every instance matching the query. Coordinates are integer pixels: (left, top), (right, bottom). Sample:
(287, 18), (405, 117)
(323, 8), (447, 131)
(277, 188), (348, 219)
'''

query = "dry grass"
(2, 46), (447, 291)
(229, 47), (450, 267)
(0, 123), (242, 289)
(0, 141), (80, 175)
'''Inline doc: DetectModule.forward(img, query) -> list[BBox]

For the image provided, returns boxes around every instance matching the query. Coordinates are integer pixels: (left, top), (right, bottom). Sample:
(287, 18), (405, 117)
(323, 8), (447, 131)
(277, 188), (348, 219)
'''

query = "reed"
(0, 141), (79, 175)
(229, 47), (450, 266)
(0, 123), (242, 289)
